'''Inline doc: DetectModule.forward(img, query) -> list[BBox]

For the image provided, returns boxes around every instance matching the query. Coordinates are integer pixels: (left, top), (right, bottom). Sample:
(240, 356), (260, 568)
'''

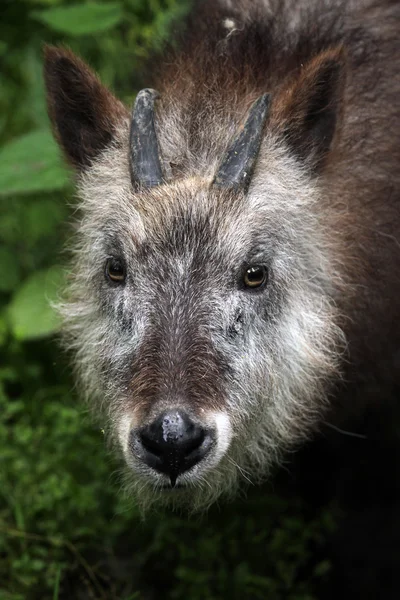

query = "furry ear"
(44, 46), (128, 169)
(274, 47), (345, 172)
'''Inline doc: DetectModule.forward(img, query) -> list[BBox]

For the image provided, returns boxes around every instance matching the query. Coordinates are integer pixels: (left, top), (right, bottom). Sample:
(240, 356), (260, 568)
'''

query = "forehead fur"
(78, 117), (318, 251)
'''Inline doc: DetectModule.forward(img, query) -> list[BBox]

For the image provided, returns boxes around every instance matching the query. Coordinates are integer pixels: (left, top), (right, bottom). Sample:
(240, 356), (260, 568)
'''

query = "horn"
(129, 88), (163, 187)
(213, 93), (271, 191)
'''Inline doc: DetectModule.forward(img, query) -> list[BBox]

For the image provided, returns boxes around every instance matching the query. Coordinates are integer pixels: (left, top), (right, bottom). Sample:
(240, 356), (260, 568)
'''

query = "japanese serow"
(45, 0), (400, 531)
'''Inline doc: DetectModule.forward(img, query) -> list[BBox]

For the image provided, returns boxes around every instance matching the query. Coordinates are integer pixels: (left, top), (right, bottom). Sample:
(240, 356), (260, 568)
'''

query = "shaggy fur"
(45, 0), (400, 593)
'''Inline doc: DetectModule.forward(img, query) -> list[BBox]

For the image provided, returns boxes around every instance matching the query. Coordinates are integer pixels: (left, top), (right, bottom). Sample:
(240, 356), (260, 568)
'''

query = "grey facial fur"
(46, 0), (400, 512)
(58, 126), (344, 511)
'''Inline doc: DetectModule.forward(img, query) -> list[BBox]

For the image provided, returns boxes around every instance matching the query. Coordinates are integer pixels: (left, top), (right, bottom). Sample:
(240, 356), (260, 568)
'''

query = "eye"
(105, 257), (126, 284)
(243, 265), (268, 289)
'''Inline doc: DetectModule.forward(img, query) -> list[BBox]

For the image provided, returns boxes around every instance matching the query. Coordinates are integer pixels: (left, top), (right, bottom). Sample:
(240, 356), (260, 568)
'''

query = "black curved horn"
(129, 88), (163, 187)
(213, 94), (271, 191)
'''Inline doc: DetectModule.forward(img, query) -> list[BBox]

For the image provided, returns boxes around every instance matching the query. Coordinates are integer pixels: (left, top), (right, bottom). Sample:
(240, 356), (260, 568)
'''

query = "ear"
(274, 47), (345, 172)
(44, 46), (128, 169)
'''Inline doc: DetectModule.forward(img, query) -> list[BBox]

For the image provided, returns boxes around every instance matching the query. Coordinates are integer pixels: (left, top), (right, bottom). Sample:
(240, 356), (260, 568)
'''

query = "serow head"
(44, 46), (345, 511)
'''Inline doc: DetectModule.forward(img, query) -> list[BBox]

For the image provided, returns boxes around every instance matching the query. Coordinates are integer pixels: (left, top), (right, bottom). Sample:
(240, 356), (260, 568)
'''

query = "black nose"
(138, 410), (212, 486)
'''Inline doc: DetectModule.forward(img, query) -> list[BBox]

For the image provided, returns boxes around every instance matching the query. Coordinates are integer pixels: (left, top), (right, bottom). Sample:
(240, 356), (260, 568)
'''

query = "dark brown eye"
(243, 265), (268, 289)
(105, 257), (126, 283)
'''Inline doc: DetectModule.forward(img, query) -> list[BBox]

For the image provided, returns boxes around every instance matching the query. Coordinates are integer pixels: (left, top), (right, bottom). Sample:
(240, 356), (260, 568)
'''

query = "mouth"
(159, 482), (186, 491)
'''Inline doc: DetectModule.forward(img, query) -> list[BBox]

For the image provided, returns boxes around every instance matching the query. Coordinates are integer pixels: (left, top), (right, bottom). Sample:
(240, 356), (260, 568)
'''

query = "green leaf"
(24, 0), (62, 5)
(0, 246), (21, 292)
(0, 130), (70, 196)
(0, 313), (8, 347)
(7, 266), (65, 340)
(25, 199), (66, 244)
(32, 2), (123, 35)
(25, 48), (50, 130)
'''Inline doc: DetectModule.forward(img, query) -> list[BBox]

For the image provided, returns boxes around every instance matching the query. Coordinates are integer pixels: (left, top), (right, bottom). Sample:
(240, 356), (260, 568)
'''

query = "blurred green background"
(0, 1), (333, 598)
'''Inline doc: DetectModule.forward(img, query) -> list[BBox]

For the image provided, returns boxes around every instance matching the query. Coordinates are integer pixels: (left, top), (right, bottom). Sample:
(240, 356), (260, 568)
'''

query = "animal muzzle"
(130, 410), (215, 486)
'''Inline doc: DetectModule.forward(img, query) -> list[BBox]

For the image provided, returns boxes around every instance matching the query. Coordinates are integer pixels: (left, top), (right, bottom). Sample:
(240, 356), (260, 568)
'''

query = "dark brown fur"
(154, 0), (400, 419)
(44, 1), (400, 596)
(44, 46), (128, 168)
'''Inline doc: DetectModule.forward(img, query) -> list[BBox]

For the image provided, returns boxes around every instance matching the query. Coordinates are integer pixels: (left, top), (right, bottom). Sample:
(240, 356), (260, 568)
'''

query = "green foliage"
(32, 3), (124, 36)
(0, 131), (69, 196)
(7, 266), (65, 340)
(0, 0), (335, 598)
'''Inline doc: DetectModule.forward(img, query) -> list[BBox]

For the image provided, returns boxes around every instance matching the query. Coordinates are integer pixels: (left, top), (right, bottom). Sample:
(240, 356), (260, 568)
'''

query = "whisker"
(323, 421), (367, 440)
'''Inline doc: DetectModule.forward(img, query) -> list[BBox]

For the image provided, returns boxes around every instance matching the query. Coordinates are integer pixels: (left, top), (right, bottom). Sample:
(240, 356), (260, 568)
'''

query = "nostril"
(182, 427), (205, 454)
(140, 433), (162, 457)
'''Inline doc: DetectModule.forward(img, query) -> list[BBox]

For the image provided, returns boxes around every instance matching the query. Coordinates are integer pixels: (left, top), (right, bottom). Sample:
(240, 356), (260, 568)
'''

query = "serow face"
(77, 181), (341, 513)
(111, 195), (248, 504)
(44, 46), (345, 511)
